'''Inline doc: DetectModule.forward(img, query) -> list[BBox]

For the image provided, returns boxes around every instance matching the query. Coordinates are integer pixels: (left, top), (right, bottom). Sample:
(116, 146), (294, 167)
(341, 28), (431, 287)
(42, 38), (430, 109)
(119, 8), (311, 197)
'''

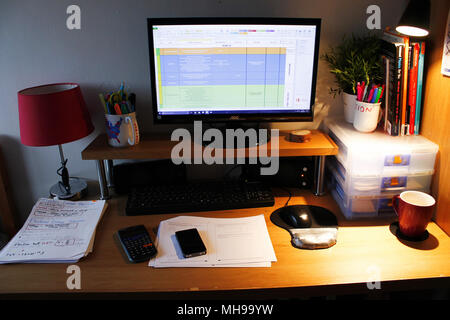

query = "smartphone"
(175, 228), (207, 258)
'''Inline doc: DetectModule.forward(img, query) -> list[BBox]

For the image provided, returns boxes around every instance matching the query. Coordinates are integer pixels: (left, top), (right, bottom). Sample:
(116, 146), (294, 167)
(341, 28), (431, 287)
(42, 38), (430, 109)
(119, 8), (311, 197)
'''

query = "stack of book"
(381, 29), (426, 136)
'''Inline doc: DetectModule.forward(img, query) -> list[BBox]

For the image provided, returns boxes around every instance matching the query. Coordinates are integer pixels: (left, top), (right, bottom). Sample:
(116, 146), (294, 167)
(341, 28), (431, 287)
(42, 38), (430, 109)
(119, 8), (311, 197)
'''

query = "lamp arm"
(60, 162), (70, 189)
(57, 145), (71, 192)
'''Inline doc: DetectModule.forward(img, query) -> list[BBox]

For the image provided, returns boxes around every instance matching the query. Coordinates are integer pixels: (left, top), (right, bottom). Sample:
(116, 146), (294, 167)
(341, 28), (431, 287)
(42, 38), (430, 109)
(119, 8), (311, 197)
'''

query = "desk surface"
(0, 189), (449, 298)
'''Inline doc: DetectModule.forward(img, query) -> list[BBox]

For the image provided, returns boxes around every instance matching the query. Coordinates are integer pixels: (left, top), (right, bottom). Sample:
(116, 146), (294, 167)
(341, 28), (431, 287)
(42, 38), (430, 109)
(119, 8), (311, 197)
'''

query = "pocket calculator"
(116, 225), (157, 263)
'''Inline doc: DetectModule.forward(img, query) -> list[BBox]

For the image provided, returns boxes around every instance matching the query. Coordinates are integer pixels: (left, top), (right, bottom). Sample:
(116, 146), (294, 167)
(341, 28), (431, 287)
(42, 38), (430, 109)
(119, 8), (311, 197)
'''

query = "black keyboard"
(126, 181), (275, 215)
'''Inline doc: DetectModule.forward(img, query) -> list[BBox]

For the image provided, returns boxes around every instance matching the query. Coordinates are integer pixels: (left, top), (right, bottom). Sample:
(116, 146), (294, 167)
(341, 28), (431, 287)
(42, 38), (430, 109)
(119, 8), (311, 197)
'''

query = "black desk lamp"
(396, 0), (431, 37)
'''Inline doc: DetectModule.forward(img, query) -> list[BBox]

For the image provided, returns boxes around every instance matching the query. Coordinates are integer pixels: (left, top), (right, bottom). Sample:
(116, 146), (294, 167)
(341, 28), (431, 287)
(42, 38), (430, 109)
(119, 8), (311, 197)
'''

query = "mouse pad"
(270, 205), (338, 231)
(270, 205), (338, 250)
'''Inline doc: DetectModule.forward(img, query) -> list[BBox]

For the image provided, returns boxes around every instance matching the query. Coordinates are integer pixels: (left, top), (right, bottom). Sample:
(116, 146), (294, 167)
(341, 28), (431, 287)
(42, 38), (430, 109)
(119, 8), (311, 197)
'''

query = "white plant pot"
(342, 92), (357, 123)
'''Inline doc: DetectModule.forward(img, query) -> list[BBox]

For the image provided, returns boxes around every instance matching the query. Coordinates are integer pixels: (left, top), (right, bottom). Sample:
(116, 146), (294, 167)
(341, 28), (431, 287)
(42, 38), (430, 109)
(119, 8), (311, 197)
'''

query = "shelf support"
(313, 155), (326, 196)
(95, 160), (110, 200)
(105, 159), (114, 188)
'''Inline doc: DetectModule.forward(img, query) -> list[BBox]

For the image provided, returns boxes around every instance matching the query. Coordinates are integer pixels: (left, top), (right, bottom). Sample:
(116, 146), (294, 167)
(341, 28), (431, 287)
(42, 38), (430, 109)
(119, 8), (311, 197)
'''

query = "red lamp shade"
(18, 83), (94, 146)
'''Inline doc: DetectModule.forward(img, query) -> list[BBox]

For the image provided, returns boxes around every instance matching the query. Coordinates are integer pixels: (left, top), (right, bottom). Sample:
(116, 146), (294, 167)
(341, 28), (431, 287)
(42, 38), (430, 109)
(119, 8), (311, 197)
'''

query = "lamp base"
(49, 178), (88, 200)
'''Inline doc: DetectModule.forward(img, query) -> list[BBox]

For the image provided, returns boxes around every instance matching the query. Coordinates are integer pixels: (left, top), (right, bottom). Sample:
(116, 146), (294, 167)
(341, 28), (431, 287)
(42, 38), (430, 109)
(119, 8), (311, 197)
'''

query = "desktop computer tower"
(245, 157), (313, 189)
(113, 160), (187, 194)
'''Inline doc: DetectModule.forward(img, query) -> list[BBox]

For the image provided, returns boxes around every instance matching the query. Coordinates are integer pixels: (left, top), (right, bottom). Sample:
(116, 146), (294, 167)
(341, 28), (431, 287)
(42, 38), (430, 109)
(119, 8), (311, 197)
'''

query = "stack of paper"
(149, 214), (276, 268)
(0, 198), (107, 264)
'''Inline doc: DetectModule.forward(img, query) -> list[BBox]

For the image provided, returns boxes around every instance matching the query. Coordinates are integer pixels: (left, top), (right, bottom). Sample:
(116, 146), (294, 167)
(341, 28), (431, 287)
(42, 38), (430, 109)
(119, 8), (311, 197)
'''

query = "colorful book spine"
(414, 42), (426, 135)
(384, 29), (410, 136)
(405, 45), (413, 135)
(400, 36), (410, 136)
(395, 44), (403, 137)
(380, 39), (402, 136)
(408, 43), (420, 135)
(382, 56), (390, 133)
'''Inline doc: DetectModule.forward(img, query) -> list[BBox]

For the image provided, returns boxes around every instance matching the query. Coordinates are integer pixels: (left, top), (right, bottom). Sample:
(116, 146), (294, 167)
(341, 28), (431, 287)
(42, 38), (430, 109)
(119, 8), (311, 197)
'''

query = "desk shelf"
(81, 130), (338, 160)
(81, 130), (338, 199)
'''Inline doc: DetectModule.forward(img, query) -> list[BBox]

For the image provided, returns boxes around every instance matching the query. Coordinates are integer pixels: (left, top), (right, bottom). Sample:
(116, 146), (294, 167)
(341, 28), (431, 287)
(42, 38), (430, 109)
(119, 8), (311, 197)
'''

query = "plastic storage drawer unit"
(325, 118), (438, 219)
(328, 156), (433, 196)
(325, 119), (438, 176)
(327, 167), (428, 219)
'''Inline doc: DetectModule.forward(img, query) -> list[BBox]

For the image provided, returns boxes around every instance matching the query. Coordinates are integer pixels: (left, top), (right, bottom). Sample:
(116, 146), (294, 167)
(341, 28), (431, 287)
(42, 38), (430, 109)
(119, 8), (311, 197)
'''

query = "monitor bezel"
(147, 17), (321, 124)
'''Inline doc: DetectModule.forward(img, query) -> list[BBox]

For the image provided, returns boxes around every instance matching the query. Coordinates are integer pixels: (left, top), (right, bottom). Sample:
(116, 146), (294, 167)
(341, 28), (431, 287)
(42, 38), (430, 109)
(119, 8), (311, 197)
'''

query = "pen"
(105, 102), (111, 114)
(362, 83), (368, 102)
(99, 93), (108, 114)
(367, 86), (374, 103)
(120, 102), (129, 114)
(103, 85), (135, 115)
(360, 81), (366, 101)
(379, 85), (385, 103)
(114, 103), (122, 115)
(126, 101), (133, 113)
(374, 89), (381, 103)
(371, 88), (378, 103)
(119, 82), (125, 100)
(375, 85), (384, 103)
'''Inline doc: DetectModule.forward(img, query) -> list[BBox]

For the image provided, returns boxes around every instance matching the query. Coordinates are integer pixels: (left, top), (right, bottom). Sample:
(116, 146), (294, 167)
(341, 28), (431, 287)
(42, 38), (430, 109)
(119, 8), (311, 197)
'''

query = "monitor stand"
(202, 122), (271, 148)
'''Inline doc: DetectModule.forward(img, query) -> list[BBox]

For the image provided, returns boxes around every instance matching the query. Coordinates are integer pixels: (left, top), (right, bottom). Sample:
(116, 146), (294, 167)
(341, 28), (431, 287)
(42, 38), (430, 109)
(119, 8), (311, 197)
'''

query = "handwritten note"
(0, 198), (107, 264)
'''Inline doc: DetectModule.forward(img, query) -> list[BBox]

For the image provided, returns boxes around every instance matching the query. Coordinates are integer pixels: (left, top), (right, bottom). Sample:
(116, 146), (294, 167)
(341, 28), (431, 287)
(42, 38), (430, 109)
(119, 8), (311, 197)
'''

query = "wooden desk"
(1, 189), (449, 299)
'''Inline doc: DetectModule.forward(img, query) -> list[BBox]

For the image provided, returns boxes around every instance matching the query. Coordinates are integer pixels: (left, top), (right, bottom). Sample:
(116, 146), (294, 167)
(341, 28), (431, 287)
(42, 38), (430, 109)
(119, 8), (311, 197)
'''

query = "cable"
(280, 187), (292, 207)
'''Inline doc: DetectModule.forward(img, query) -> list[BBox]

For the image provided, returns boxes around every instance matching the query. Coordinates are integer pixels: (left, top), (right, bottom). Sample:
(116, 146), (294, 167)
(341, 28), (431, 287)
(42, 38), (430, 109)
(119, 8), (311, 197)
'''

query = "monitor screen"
(147, 18), (321, 123)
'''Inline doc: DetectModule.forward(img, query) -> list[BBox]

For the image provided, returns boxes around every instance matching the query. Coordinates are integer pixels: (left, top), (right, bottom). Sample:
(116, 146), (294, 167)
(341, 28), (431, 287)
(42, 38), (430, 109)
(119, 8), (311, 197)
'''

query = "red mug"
(392, 191), (435, 238)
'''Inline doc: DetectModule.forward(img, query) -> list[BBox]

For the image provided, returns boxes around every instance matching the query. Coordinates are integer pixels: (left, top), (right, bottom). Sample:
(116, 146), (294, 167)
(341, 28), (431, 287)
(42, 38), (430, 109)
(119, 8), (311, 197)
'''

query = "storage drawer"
(327, 157), (433, 196)
(325, 119), (438, 176)
(327, 168), (429, 220)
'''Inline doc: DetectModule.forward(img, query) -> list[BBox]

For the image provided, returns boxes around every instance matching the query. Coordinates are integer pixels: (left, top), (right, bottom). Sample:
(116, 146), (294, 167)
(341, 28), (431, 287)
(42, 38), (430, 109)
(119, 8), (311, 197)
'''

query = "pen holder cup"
(105, 112), (140, 147)
(353, 101), (382, 133)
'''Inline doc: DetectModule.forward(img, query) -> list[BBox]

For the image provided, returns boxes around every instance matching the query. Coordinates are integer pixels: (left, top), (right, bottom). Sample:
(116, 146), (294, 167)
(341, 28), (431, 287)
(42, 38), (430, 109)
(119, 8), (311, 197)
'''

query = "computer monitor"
(147, 18), (321, 124)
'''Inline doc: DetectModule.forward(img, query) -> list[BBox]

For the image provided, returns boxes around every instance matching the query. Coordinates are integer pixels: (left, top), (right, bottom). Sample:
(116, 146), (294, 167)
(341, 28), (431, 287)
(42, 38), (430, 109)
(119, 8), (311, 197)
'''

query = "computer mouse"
(278, 205), (312, 229)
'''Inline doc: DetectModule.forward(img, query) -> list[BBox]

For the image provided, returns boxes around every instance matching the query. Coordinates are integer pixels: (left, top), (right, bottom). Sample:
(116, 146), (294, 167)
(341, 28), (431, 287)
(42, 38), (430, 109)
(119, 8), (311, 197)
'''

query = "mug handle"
(392, 194), (400, 216)
(125, 116), (135, 145)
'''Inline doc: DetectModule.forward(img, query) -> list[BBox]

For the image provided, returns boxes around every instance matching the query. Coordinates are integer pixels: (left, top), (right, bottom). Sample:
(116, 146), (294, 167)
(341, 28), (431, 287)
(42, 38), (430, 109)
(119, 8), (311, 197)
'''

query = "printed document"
(149, 214), (276, 268)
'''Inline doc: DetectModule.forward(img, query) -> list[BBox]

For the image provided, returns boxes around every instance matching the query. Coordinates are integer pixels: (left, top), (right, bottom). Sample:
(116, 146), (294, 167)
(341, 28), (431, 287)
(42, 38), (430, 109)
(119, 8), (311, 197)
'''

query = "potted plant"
(322, 33), (383, 123)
